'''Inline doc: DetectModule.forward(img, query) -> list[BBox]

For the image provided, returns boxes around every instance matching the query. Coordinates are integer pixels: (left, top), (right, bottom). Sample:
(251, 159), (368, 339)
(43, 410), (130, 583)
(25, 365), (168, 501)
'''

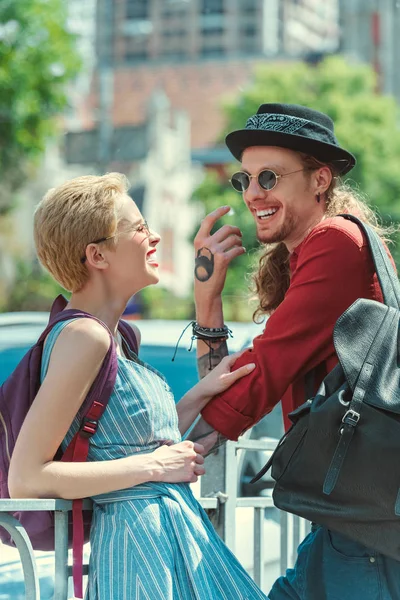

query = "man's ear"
(314, 166), (332, 195)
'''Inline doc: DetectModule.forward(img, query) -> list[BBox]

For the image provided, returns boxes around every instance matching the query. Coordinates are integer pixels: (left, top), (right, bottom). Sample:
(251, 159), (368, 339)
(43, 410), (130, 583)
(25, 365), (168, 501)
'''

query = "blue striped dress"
(41, 320), (268, 600)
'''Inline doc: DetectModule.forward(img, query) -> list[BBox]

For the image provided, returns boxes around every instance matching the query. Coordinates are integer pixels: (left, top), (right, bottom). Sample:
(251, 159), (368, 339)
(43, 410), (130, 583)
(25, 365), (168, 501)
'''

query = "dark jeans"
(268, 525), (400, 600)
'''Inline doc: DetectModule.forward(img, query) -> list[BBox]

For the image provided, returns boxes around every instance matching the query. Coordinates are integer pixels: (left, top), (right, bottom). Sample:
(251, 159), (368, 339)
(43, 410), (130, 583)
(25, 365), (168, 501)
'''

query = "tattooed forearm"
(207, 432), (228, 456)
(195, 247), (214, 282)
(193, 431), (228, 457)
(197, 340), (228, 379)
(188, 418), (228, 456)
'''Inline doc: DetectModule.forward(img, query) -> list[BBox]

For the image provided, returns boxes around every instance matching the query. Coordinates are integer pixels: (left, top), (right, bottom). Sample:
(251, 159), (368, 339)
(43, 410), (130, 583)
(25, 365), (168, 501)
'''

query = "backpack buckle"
(342, 409), (360, 427)
(80, 417), (98, 438)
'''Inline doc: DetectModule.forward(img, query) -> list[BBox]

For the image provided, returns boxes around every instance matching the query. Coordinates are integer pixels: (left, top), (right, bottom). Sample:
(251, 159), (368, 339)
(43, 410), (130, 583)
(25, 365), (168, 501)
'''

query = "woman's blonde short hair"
(34, 172), (129, 292)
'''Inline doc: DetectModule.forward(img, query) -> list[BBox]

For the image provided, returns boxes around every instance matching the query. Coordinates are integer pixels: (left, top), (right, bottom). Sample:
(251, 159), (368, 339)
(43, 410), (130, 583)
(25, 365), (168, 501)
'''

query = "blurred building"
(65, 0), (98, 130)
(339, 0), (400, 102)
(54, 0), (343, 303)
(280, 0), (340, 57)
(108, 0), (339, 64)
(78, 0), (341, 152)
(65, 89), (203, 297)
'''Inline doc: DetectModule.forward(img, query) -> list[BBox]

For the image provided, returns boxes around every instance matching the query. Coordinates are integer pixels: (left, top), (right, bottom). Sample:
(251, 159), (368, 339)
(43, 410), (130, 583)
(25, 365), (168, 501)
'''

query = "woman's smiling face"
(106, 194), (161, 294)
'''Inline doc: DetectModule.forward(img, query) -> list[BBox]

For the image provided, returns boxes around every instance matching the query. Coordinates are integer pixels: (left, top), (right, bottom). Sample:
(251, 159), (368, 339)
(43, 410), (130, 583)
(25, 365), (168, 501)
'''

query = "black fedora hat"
(225, 103), (356, 175)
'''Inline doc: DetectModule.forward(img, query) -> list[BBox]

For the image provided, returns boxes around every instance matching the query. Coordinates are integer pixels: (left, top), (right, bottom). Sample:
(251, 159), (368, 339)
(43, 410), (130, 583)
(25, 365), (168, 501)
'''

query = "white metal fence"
(0, 437), (308, 599)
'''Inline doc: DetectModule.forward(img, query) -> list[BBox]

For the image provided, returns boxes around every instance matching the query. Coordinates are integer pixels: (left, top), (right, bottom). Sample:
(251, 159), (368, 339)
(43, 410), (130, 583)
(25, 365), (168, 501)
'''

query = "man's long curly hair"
(252, 153), (394, 322)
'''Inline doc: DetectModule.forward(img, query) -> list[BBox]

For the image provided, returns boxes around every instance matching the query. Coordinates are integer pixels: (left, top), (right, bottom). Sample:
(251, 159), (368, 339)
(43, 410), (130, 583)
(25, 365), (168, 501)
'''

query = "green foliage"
(192, 56), (400, 318)
(1, 260), (67, 312)
(141, 286), (196, 320)
(0, 0), (81, 210)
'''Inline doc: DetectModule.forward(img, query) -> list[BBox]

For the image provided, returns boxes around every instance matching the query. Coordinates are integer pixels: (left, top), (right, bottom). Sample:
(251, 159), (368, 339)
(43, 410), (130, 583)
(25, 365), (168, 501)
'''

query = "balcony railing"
(0, 437), (308, 598)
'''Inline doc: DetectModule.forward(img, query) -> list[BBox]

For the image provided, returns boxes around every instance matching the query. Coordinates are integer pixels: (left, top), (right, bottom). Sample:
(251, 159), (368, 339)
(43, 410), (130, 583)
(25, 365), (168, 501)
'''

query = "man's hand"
(194, 206), (245, 300)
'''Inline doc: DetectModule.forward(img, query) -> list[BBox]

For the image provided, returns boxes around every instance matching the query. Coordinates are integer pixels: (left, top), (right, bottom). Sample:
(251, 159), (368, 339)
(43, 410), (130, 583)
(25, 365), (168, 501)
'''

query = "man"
(190, 104), (400, 599)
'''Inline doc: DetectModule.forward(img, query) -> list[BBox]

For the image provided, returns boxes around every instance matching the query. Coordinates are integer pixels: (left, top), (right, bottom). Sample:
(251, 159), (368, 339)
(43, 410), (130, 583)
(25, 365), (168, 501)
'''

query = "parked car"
(0, 311), (282, 598)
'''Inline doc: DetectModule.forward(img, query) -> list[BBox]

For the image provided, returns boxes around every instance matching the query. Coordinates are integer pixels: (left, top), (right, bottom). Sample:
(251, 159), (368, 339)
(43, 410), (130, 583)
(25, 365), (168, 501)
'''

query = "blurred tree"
(0, 0), (80, 213)
(1, 260), (66, 312)
(141, 287), (195, 321)
(193, 56), (400, 320)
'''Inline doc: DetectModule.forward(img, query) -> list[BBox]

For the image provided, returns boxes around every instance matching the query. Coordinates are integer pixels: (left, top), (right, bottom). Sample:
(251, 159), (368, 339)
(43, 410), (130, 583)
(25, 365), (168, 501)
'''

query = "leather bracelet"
(192, 322), (231, 341)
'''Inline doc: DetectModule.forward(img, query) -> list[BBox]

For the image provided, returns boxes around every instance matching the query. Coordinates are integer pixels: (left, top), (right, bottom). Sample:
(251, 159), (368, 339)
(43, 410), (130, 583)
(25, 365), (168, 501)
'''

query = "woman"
(8, 173), (267, 600)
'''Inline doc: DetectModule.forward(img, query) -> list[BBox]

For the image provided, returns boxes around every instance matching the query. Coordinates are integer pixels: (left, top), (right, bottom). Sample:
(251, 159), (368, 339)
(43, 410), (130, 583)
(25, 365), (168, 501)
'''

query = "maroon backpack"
(0, 295), (138, 597)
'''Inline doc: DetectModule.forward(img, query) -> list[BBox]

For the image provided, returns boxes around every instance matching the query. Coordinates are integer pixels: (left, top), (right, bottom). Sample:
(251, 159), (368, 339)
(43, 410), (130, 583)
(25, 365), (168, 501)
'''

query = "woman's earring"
(316, 193), (321, 203)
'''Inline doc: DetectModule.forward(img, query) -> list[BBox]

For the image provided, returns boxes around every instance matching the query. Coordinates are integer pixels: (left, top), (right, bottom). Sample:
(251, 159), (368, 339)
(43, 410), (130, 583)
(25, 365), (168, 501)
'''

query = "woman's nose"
(150, 229), (161, 245)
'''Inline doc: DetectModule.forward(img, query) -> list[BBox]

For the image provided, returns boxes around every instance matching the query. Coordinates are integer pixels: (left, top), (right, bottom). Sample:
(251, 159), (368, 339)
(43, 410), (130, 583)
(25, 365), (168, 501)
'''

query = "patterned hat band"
(245, 113), (339, 147)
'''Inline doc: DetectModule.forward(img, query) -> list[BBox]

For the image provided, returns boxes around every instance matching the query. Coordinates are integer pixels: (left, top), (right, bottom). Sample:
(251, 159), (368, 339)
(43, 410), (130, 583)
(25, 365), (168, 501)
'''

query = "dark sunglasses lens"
(258, 170), (277, 190)
(230, 172), (250, 192)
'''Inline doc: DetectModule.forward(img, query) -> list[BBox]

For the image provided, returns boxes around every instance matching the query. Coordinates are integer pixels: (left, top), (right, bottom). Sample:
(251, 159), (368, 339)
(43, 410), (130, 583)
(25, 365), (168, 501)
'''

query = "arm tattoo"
(192, 430), (228, 457)
(197, 340), (228, 379)
(195, 247), (214, 282)
(189, 418), (228, 456)
(207, 432), (227, 456)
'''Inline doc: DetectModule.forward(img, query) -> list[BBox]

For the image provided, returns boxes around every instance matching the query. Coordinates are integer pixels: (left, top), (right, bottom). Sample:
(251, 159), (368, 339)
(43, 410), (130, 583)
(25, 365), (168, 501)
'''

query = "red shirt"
(201, 217), (386, 440)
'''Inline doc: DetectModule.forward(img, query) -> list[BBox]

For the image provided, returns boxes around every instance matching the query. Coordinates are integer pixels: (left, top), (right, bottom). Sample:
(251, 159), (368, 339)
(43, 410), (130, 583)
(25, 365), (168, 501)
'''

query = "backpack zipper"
(0, 410), (11, 463)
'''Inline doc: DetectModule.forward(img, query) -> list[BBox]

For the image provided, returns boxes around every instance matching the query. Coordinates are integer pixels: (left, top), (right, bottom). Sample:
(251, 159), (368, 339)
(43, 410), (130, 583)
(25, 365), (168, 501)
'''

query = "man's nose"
(244, 175), (265, 204)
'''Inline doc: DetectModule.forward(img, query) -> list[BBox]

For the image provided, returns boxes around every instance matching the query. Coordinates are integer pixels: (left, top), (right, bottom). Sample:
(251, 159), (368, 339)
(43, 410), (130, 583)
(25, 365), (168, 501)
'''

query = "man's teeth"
(256, 208), (278, 219)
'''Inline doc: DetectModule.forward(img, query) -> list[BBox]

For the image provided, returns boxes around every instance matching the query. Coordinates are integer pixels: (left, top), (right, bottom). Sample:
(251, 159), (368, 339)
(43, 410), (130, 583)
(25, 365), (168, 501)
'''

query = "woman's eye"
(137, 225), (145, 232)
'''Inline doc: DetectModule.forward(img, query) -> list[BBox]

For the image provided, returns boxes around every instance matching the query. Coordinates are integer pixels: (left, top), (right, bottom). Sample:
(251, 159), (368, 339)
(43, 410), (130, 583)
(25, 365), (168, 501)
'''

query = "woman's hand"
(151, 441), (206, 484)
(195, 351), (255, 400)
(175, 351), (255, 436)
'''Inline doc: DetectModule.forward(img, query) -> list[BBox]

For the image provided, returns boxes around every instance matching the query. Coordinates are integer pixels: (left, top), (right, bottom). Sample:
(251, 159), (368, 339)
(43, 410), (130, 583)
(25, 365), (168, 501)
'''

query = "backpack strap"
(45, 297), (140, 597)
(118, 319), (139, 355)
(64, 333), (117, 599)
(49, 294), (68, 318)
(44, 297), (118, 598)
(304, 370), (315, 401)
(48, 295), (139, 355)
(339, 214), (400, 310)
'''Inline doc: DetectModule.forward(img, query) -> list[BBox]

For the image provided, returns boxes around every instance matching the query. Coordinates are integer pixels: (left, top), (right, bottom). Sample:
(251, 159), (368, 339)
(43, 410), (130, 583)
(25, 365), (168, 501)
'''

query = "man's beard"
(256, 211), (297, 244)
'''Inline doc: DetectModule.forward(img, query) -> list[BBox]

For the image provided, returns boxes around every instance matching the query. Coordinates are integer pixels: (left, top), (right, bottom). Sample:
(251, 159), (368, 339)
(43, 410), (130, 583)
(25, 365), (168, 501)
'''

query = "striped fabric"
(41, 320), (268, 600)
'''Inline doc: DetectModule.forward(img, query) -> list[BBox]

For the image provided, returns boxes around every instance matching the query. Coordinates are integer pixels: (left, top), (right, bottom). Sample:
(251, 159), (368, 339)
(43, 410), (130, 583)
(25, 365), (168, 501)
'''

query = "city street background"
(1, 0), (400, 597)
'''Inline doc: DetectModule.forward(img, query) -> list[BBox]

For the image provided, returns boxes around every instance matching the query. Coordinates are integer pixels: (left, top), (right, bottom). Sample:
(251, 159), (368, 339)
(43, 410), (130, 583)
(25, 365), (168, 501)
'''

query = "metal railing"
(200, 435), (310, 589)
(0, 437), (308, 598)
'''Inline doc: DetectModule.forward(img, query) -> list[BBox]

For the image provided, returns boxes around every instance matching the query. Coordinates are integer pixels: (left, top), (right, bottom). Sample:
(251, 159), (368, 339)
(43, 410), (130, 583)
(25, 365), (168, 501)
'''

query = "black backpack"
(252, 214), (400, 560)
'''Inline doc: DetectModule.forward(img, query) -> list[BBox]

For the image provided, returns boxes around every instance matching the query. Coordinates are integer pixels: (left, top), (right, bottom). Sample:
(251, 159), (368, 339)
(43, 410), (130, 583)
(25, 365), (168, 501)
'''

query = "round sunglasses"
(229, 168), (305, 193)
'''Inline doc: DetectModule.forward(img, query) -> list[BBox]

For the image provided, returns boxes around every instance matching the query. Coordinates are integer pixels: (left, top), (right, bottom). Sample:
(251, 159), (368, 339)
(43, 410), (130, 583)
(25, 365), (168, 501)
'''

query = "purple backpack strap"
(47, 296), (119, 598)
(50, 295), (139, 355)
(118, 319), (139, 355)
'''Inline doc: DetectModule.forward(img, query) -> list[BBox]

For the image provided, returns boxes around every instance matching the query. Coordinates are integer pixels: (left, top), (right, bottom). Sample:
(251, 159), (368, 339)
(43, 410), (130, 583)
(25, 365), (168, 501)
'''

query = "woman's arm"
(175, 352), (255, 436)
(8, 318), (205, 499)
